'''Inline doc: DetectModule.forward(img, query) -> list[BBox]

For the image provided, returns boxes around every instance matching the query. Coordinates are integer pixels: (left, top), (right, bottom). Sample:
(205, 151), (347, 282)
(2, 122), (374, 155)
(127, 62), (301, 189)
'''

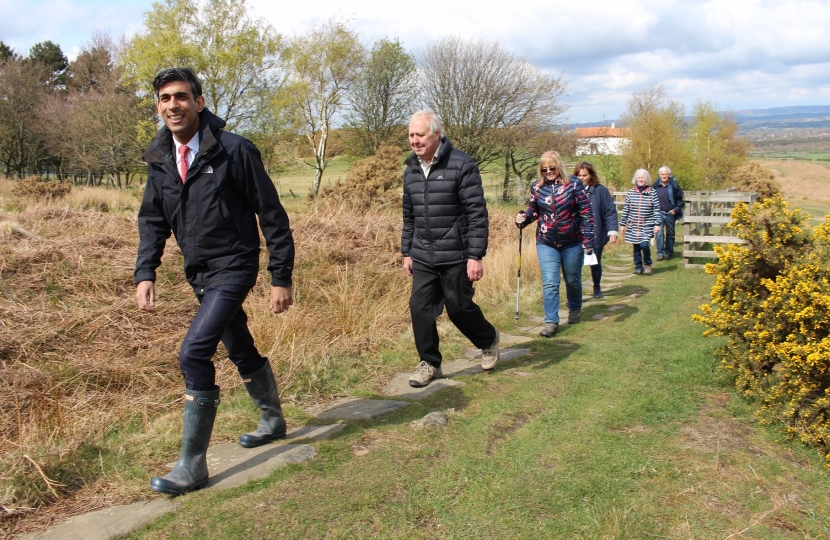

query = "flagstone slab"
(382, 373), (463, 399)
(517, 325), (543, 334)
(461, 347), (531, 367)
(499, 332), (534, 345)
(206, 442), (316, 490)
(607, 305), (625, 311)
(287, 424), (345, 442)
(314, 397), (409, 421)
(592, 313), (609, 320)
(21, 499), (178, 540)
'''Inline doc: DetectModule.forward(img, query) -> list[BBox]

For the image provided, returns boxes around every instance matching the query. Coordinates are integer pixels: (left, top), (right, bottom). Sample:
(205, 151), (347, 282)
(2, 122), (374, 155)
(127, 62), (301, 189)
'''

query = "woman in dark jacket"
(575, 162), (618, 298)
(515, 151), (594, 337)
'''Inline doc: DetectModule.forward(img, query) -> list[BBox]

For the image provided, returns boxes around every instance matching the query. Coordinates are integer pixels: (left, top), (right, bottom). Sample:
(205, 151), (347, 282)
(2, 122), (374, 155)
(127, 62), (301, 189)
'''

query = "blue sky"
(3, 0), (829, 123)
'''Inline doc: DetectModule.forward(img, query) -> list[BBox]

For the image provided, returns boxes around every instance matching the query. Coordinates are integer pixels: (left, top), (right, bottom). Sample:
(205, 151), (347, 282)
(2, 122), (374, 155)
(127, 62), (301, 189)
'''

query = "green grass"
(126, 257), (830, 539)
(749, 150), (830, 162)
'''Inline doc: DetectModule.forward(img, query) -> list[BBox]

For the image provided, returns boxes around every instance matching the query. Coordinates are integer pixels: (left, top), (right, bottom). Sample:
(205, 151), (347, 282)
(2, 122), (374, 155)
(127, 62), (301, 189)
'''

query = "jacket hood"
(143, 108), (227, 164)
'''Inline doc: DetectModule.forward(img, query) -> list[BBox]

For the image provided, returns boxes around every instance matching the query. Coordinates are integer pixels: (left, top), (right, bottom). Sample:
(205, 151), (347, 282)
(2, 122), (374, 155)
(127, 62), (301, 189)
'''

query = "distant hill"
(573, 105), (830, 133)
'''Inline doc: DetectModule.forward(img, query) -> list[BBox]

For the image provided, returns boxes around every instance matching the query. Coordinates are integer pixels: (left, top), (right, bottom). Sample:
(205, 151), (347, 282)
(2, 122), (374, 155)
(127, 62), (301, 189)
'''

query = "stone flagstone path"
(22, 261), (650, 540)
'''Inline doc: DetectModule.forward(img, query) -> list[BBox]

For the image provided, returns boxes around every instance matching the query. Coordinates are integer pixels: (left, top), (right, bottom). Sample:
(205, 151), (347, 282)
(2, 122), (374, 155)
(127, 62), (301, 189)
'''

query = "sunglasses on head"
(541, 167), (557, 174)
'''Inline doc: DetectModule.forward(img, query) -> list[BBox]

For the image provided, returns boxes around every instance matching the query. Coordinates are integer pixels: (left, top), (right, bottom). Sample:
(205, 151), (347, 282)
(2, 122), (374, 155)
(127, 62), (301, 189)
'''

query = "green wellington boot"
(150, 388), (220, 495)
(238, 361), (287, 448)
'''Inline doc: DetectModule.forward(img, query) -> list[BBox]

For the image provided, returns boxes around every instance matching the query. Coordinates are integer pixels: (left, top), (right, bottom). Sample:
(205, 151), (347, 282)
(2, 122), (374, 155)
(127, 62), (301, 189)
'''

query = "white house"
(575, 123), (631, 156)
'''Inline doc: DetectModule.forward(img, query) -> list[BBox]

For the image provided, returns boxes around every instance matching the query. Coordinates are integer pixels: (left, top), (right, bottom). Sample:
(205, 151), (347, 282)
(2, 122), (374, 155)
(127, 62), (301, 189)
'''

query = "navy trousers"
(179, 284), (266, 391)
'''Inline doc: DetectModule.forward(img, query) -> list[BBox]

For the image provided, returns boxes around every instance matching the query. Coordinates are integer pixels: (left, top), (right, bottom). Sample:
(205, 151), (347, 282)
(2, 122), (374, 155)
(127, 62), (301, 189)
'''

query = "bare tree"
(280, 20), (364, 196)
(0, 59), (51, 177)
(417, 37), (568, 171)
(49, 35), (153, 187)
(343, 38), (416, 156)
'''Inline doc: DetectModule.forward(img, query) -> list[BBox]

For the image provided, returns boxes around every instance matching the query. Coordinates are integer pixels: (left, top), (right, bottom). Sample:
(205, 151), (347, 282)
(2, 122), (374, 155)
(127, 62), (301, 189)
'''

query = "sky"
(2, 0), (829, 123)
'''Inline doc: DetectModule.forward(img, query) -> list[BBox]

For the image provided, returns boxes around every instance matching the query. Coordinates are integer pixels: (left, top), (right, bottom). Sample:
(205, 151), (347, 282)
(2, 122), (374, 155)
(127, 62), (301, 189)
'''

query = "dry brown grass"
(755, 159), (830, 201)
(0, 177), (530, 536)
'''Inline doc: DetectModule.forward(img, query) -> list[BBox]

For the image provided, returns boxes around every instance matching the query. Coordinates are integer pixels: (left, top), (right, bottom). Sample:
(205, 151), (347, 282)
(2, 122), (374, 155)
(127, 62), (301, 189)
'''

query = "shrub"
(694, 195), (830, 466)
(729, 162), (780, 201)
(319, 144), (403, 210)
(11, 178), (72, 199)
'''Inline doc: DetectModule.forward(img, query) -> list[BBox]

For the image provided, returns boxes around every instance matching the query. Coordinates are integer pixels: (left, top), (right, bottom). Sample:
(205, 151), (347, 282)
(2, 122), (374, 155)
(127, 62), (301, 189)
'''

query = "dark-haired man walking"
(135, 68), (294, 495)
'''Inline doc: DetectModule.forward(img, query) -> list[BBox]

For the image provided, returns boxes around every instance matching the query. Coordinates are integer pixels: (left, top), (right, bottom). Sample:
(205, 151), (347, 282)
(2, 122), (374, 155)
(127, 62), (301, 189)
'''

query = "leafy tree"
(619, 84), (686, 183)
(684, 100), (748, 189)
(122, 0), (283, 131)
(280, 19), (364, 196)
(27, 40), (68, 87)
(417, 37), (567, 171)
(343, 38), (416, 156)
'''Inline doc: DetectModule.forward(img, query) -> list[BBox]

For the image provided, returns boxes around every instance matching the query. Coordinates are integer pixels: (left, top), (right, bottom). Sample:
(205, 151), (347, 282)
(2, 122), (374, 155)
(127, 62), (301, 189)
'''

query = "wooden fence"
(612, 189), (757, 268)
(682, 190), (757, 268)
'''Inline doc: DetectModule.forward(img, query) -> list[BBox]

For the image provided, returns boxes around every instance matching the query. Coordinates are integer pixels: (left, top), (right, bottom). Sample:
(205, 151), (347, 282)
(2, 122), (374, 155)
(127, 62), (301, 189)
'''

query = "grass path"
(126, 254), (830, 539)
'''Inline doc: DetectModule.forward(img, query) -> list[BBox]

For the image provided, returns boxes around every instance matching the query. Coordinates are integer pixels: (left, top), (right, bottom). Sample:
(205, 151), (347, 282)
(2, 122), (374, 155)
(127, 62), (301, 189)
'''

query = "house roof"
(575, 127), (632, 137)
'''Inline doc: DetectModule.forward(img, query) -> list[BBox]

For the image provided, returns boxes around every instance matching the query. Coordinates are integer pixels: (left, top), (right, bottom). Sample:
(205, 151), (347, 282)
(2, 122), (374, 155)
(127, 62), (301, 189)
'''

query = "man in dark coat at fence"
(653, 166), (684, 260)
(134, 67), (294, 495)
(401, 110), (500, 388)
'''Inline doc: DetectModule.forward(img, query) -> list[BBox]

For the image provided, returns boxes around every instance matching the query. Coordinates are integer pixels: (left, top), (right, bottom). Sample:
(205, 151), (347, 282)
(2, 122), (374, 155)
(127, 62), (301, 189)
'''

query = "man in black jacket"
(402, 110), (500, 388)
(652, 166), (685, 260)
(135, 68), (294, 495)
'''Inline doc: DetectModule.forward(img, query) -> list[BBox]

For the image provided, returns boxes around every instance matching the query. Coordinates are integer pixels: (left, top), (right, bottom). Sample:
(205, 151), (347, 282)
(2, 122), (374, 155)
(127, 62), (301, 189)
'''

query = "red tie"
(179, 145), (189, 183)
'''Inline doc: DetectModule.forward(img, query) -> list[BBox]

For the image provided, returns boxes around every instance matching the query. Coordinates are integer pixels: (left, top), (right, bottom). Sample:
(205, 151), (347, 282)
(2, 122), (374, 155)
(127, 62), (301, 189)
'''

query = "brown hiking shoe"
(644, 264), (652, 275)
(540, 323), (558, 338)
(408, 361), (442, 387)
(568, 310), (581, 324)
(481, 329), (500, 371)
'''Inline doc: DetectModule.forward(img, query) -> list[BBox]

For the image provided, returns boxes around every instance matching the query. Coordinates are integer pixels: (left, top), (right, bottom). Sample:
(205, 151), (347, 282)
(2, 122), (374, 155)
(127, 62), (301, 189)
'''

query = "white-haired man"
(652, 166), (684, 260)
(401, 110), (500, 387)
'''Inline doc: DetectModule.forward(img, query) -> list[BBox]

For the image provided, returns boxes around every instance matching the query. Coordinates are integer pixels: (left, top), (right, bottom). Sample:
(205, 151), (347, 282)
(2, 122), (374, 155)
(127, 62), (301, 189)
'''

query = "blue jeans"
(632, 242), (652, 270)
(655, 211), (677, 257)
(536, 242), (584, 324)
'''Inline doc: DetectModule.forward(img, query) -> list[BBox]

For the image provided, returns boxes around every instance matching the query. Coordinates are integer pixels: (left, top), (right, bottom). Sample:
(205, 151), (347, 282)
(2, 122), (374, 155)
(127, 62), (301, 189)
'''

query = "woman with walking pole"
(515, 151), (594, 338)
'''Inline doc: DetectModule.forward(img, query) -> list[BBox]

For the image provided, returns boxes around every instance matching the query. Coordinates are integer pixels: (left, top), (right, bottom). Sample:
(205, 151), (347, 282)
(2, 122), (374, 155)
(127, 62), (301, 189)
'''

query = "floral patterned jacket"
(522, 176), (594, 249)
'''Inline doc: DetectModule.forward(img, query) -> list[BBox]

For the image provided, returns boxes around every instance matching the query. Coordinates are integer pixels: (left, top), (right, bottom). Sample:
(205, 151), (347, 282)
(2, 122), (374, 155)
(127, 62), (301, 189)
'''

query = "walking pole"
(515, 226), (523, 324)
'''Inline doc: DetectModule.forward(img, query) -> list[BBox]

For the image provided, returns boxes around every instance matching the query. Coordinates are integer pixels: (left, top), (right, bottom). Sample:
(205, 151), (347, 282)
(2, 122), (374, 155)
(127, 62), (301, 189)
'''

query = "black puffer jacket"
(401, 138), (488, 266)
(135, 108), (294, 290)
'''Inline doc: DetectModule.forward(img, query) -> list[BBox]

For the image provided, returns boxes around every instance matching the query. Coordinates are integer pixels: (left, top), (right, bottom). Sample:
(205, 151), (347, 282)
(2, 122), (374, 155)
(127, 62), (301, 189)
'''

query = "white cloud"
(2, 0), (828, 120)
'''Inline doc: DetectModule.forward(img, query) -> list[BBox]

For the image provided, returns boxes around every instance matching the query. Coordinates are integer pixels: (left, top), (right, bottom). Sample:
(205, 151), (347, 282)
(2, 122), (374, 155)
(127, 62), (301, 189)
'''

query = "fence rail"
(682, 190), (757, 268)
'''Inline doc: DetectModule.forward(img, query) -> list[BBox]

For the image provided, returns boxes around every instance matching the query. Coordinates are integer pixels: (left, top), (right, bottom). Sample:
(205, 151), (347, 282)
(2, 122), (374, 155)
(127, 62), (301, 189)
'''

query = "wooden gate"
(682, 190), (757, 268)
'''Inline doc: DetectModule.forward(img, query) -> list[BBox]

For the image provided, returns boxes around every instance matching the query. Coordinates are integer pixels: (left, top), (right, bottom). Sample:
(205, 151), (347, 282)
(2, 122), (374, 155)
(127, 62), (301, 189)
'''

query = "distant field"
(755, 158), (830, 225)
(750, 151), (830, 162)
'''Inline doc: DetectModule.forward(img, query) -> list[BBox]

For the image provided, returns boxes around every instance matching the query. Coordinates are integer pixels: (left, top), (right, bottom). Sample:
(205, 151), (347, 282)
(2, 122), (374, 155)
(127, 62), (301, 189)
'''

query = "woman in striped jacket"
(619, 169), (661, 275)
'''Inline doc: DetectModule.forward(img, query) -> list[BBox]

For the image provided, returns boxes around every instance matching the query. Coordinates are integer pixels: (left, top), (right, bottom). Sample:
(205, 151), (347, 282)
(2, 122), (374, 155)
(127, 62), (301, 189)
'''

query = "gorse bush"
(11, 177), (72, 199)
(729, 162), (781, 201)
(318, 144), (404, 210)
(694, 195), (830, 466)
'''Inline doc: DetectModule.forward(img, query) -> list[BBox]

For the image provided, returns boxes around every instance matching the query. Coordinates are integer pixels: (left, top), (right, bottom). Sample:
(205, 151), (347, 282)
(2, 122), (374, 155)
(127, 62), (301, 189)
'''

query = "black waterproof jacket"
(401, 138), (488, 266)
(135, 108), (294, 291)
